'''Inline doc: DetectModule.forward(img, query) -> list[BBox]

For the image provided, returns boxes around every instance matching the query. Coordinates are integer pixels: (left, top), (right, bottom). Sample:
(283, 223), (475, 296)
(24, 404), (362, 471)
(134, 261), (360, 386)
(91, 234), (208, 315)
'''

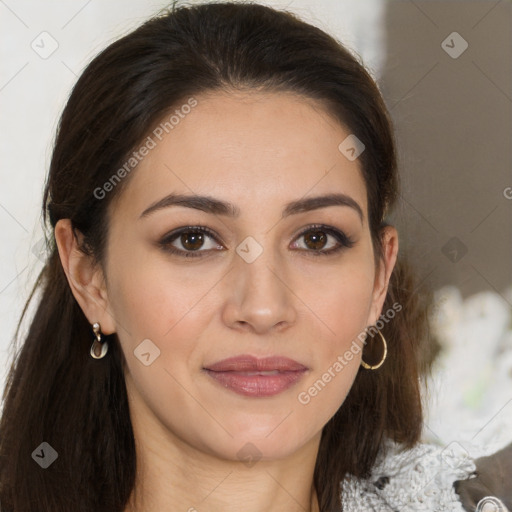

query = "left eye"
(290, 224), (355, 256)
(159, 224), (355, 258)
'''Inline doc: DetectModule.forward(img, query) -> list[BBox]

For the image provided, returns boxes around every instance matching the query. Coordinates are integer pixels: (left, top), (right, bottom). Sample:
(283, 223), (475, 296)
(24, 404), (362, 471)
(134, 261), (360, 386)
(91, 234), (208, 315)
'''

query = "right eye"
(158, 226), (225, 258)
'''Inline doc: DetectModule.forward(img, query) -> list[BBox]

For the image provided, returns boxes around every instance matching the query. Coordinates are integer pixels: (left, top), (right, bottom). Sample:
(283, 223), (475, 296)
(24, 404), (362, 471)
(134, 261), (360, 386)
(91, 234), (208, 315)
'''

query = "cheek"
(296, 255), (376, 344)
(106, 248), (212, 340)
(106, 254), (216, 432)
(105, 247), (221, 394)
(290, 258), (375, 423)
(322, 276), (373, 328)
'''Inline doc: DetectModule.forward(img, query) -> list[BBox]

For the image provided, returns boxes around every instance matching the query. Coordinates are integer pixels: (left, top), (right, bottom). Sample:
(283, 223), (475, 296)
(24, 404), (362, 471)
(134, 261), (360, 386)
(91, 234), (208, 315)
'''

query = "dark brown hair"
(0, 2), (435, 511)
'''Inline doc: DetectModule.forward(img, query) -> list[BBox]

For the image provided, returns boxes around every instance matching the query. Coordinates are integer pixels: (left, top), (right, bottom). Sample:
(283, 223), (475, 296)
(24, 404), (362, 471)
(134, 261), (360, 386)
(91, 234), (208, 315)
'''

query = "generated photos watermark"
(297, 301), (402, 405)
(93, 97), (197, 200)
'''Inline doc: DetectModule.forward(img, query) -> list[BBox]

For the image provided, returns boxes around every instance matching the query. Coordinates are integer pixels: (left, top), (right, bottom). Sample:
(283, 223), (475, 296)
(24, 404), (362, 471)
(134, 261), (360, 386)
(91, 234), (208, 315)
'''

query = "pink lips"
(203, 355), (308, 397)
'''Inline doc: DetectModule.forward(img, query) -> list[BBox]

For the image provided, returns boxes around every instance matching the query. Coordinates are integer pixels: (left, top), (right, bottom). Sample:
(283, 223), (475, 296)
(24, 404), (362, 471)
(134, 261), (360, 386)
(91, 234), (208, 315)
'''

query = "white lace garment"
(340, 438), (492, 511)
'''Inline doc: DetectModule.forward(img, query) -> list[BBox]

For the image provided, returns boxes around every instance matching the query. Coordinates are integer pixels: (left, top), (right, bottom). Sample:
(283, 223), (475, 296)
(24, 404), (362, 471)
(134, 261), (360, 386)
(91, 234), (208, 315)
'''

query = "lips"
(204, 355), (308, 372)
(203, 355), (308, 397)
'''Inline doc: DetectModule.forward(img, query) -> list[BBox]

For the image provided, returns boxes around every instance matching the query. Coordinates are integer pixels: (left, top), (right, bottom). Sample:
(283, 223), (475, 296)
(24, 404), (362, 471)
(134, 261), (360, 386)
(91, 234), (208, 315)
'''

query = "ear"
(54, 219), (116, 335)
(367, 225), (399, 326)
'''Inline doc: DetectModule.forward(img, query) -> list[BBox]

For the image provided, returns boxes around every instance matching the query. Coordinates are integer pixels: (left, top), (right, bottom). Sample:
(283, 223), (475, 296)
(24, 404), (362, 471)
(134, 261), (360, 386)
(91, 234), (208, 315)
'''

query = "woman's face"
(96, 90), (397, 461)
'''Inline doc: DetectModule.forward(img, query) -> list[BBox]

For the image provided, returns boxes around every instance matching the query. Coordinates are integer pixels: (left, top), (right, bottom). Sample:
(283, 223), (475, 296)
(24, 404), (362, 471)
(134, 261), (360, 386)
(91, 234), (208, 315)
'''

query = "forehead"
(111, 90), (368, 222)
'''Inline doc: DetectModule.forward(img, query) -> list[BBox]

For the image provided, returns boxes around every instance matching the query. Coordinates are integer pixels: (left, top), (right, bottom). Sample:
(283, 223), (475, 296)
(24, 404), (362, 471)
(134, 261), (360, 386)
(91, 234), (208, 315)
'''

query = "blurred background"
(1, 0), (511, 458)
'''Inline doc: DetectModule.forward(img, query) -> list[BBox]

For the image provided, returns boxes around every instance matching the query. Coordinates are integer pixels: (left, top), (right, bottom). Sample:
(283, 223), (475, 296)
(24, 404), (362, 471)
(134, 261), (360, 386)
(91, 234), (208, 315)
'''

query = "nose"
(221, 245), (297, 335)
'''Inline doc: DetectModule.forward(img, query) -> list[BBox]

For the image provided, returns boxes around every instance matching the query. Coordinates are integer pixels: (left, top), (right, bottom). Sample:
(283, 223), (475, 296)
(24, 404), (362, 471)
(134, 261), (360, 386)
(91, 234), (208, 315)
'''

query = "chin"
(203, 414), (318, 463)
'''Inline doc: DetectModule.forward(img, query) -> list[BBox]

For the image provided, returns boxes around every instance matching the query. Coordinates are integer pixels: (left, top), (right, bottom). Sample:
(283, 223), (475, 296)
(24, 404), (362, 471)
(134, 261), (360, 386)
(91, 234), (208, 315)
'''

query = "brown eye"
(180, 232), (205, 251)
(292, 224), (356, 256)
(303, 230), (328, 251)
(159, 226), (224, 258)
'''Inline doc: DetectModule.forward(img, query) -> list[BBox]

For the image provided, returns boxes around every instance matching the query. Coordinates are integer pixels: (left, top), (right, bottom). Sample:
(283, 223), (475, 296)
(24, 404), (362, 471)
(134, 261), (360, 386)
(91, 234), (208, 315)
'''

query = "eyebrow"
(139, 192), (364, 223)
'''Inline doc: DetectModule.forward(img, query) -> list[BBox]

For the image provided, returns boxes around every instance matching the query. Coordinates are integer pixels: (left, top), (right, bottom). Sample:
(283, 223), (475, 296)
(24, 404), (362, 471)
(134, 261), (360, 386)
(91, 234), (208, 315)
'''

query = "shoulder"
(340, 438), (477, 511)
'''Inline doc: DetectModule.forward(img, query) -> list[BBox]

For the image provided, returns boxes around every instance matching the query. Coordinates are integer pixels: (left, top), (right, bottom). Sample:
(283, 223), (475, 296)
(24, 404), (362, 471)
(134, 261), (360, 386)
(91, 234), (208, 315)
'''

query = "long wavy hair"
(0, 2), (435, 511)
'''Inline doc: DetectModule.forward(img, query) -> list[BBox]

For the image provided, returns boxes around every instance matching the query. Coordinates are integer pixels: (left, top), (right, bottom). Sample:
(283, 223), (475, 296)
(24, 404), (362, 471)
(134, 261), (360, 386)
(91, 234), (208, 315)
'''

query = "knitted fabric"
(340, 438), (477, 511)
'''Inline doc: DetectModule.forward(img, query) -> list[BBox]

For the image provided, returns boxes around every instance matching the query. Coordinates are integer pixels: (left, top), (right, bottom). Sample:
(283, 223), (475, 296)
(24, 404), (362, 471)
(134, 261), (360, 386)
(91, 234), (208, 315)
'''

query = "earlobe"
(54, 219), (116, 334)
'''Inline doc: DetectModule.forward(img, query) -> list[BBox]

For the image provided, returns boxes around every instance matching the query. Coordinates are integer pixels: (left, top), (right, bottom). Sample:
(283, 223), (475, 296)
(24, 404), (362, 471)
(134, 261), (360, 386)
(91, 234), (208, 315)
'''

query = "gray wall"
(381, 1), (512, 299)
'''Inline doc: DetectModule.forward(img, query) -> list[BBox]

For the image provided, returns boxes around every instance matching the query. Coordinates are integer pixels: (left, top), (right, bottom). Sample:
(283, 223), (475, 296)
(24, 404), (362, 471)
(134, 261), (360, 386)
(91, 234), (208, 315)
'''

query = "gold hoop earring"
(360, 329), (387, 370)
(90, 322), (108, 359)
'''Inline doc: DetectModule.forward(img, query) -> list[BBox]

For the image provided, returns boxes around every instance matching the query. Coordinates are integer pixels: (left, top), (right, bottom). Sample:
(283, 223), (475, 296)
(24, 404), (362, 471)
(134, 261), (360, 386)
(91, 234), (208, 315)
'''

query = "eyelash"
(158, 224), (355, 259)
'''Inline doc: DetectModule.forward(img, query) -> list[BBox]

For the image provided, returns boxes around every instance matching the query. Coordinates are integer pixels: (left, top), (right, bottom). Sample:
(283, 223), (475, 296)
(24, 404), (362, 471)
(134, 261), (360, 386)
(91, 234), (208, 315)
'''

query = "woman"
(0, 2), (508, 511)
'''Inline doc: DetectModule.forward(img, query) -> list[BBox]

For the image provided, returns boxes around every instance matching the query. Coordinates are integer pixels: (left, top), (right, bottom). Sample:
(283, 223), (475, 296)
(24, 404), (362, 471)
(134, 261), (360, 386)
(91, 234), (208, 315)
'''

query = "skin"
(55, 90), (398, 512)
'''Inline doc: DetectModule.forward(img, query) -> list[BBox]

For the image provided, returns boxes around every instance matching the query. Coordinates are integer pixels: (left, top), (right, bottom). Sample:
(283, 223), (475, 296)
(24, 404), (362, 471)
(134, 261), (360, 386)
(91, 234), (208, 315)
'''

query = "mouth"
(203, 355), (309, 398)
